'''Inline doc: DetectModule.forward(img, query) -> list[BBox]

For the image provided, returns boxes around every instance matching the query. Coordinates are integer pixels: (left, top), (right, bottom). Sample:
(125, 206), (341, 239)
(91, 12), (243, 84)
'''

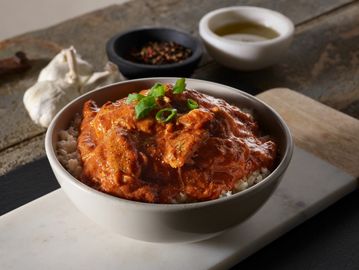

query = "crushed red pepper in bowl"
(128, 41), (192, 65)
(106, 27), (203, 78)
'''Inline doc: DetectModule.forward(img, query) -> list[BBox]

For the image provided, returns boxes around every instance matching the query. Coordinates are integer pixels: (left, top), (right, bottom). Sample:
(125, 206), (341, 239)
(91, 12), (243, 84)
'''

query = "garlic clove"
(23, 80), (79, 127)
(81, 62), (123, 93)
(37, 47), (93, 83)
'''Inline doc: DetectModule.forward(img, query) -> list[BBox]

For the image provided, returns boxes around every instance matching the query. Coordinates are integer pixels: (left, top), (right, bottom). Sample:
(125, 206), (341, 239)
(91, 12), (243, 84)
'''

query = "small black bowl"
(106, 27), (203, 79)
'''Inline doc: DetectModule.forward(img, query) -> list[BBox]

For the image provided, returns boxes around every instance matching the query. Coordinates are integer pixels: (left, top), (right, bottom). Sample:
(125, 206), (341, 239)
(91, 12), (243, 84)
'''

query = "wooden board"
(258, 88), (359, 178)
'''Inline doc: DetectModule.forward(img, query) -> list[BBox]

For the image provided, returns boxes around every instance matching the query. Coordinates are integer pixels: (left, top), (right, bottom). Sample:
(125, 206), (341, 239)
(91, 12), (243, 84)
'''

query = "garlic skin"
(37, 48), (93, 85)
(81, 62), (124, 93)
(23, 80), (79, 127)
(23, 47), (122, 128)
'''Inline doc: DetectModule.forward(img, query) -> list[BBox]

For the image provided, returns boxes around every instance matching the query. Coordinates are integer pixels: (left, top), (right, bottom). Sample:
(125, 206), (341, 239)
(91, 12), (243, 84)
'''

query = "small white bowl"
(199, 6), (294, 71)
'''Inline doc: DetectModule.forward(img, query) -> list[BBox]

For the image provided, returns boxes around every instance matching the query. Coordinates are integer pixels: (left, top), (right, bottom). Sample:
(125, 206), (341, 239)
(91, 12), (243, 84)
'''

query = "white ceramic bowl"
(199, 6), (294, 70)
(45, 78), (293, 243)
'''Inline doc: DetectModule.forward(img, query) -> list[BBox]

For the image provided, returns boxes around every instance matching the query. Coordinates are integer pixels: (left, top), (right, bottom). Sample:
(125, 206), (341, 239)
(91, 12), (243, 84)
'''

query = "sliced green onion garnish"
(135, 96), (157, 119)
(156, 108), (177, 123)
(129, 80), (185, 120)
(187, 98), (199, 110)
(149, 83), (165, 98)
(126, 93), (144, 104)
(172, 78), (186, 94)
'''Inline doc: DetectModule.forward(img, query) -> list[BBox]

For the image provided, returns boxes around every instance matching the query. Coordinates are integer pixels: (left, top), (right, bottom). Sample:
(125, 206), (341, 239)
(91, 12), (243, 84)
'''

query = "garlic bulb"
(81, 62), (124, 93)
(37, 46), (93, 85)
(23, 47), (122, 128)
(23, 80), (79, 127)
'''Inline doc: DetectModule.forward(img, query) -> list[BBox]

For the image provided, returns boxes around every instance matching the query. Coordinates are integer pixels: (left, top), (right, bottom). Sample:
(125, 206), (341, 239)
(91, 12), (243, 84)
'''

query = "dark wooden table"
(0, 0), (358, 269)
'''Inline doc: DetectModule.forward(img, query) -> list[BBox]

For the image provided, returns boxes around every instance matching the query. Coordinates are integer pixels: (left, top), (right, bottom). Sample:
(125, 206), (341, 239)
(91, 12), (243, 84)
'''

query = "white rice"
(56, 116), (270, 202)
(56, 114), (83, 179)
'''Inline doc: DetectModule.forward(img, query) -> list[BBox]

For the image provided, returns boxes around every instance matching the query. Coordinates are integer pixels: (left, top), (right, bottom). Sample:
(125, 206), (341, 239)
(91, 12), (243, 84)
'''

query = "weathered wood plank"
(0, 0), (354, 160)
(258, 88), (359, 178)
(193, 2), (359, 118)
(3, 0), (352, 69)
(0, 134), (45, 177)
(0, 44), (59, 149)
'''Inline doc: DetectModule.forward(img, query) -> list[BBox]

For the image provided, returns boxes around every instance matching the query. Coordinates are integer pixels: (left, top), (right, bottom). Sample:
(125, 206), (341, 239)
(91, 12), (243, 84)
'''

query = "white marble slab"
(0, 146), (356, 270)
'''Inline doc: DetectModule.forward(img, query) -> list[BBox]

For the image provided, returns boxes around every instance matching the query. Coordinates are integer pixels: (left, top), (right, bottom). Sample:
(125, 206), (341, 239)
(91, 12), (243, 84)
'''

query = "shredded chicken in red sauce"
(77, 85), (277, 203)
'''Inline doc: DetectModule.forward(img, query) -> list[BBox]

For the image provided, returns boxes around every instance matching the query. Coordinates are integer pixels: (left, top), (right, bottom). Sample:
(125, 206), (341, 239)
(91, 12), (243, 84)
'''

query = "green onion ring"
(187, 98), (199, 110)
(156, 108), (177, 123)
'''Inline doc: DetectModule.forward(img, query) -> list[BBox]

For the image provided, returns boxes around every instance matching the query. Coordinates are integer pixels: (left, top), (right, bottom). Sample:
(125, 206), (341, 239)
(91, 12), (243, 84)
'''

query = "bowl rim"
(45, 77), (293, 210)
(106, 27), (203, 70)
(199, 6), (295, 46)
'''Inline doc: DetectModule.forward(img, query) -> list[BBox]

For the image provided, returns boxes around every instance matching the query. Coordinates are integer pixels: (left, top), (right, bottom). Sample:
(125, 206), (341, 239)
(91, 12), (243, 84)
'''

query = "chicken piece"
(163, 109), (213, 168)
(78, 99), (159, 202)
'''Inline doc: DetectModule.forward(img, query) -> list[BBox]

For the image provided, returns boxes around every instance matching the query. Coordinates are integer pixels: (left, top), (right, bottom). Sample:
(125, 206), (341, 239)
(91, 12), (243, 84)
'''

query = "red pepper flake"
(128, 41), (192, 65)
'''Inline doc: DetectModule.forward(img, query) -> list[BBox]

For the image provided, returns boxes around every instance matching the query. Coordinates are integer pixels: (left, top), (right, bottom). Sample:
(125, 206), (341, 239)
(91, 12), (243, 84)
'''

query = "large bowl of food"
(45, 78), (293, 243)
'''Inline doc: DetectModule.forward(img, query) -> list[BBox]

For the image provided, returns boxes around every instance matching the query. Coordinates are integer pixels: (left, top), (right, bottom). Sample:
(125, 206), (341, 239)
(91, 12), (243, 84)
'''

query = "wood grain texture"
(0, 0), (354, 153)
(257, 88), (359, 178)
(194, 1), (359, 118)
(0, 134), (45, 177)
(0, 0), (357, 175)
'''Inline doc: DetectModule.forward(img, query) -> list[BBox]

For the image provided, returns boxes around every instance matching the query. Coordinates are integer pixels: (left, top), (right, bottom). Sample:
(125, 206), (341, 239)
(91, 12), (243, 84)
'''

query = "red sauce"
(77, 85), (277, 203)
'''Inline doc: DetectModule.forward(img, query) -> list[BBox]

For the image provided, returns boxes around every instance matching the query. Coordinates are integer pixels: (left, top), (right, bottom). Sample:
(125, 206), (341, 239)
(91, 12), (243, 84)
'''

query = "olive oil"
(214, 22), (279, 42)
